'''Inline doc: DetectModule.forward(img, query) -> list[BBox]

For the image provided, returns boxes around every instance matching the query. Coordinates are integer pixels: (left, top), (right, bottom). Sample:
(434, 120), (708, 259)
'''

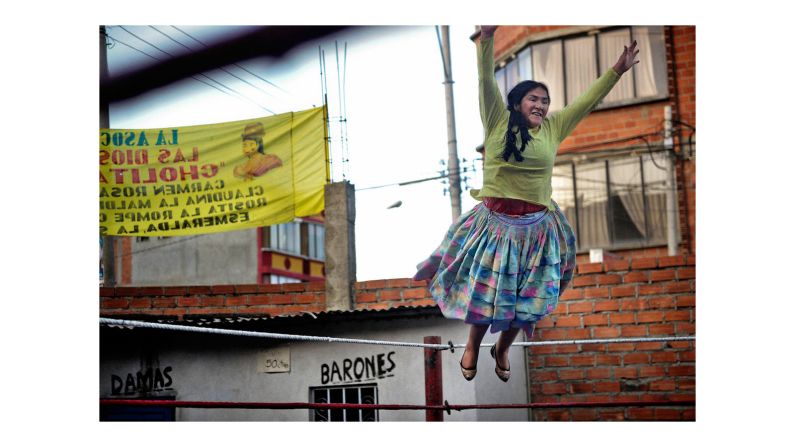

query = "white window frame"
(269, 222), (301, 256)
(307, 222), (325, 260)
(266, 275), (301, 285)
(552, 151), (676, 252)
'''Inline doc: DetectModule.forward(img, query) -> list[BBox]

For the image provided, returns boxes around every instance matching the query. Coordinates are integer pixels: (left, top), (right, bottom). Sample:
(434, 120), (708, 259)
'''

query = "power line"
(354, 125), (693, 193)
(149, 26), (281, 101)
(355, 162), (482, 192)
(116, 26), (275, 114)
(110, 26), (276, 114)
(110, 235), (205, 260)
(102, 31), (231, 99)
(170, 25), (290, 95)
(108, 27), (238, 100)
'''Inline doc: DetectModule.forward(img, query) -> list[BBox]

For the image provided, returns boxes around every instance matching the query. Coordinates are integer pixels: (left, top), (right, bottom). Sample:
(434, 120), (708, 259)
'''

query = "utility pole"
(439, 26), (461, 220)
(100, 25), (115, 286)
(663, 105), (679, 256)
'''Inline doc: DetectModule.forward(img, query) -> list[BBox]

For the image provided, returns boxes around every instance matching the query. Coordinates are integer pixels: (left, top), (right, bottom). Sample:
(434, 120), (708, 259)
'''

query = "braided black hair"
(502, 80), (550, 162)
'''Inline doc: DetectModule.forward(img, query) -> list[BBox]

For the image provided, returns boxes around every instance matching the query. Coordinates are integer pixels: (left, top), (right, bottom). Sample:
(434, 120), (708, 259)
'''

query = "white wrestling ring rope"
(100, 318), (695, 350)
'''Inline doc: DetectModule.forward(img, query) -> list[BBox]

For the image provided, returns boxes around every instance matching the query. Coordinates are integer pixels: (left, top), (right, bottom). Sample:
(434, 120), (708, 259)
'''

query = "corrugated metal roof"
(106, 303), (440, 329)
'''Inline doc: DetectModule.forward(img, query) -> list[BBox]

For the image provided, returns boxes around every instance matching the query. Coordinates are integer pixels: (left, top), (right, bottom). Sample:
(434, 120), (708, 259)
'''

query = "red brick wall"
(99, 279), (434, 320)
(491, 25), (569, 56)
(530, 255), (696, 421)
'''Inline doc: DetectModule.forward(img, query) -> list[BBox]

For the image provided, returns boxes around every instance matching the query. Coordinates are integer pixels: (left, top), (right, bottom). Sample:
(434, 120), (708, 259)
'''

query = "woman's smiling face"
(515, 86), (550, 128)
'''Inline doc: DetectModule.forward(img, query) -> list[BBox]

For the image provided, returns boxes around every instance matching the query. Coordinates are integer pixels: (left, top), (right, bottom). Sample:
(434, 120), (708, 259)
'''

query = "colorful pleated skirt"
(413, 200), (576, 337)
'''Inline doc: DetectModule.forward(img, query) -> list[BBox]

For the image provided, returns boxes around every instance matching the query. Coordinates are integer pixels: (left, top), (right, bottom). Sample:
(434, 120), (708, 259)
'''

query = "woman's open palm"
(613, 40), (640, 74)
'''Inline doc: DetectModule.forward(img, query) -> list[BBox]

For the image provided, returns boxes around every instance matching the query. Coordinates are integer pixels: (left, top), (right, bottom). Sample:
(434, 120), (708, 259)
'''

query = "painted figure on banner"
(233, 122), (283, 180)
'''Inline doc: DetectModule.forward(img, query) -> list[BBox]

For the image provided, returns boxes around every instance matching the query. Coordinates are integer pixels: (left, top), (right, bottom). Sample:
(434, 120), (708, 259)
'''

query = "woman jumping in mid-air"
(414, 25), (639, 382)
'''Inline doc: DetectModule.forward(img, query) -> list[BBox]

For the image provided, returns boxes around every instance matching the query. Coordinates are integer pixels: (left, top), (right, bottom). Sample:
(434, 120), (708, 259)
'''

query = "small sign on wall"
(258, 347), (291, 373)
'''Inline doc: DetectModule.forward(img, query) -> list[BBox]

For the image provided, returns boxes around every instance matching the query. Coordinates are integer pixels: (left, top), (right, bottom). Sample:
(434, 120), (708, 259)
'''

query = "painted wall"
(100, 315), (533, 421)
(124, 228), (259, 286)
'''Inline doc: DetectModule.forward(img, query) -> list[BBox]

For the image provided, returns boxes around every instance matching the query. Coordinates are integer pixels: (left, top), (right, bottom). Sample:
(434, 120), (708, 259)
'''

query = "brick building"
(486, 25), (695, 262)
(99, 25), (695, 421)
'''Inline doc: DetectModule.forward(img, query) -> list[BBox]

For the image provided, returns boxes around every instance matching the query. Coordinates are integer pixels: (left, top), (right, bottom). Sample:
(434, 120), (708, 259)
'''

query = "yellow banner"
(100, 107), (328, 237)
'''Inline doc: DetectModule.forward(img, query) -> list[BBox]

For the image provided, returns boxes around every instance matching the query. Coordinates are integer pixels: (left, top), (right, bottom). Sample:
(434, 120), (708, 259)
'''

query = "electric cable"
(111, 26), (275, 114)
(149, 26), (280, 100)
(102, 31), (230, 98)
(171, 25), (290, 94)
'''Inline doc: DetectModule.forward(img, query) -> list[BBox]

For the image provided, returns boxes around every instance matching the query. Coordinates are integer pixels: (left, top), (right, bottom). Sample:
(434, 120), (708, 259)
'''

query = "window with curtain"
(307, 222), (325, 260)
(269, 222), (301, 255)
(552, 152), (672, 252)
(495, 68), (507, 103)
(564, 35), (597, 104)
(598, 28), (634, 104)
(531, 40), (565, 112)
(504, 57), (520, 102)
(495, 26), (668, 112)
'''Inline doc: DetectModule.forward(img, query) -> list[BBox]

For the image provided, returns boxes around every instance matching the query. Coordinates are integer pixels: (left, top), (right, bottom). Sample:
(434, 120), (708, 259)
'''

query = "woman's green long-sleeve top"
(470, 36), (622, 210)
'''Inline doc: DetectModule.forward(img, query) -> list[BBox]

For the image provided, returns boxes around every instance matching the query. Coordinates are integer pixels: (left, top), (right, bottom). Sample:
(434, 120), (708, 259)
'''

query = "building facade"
(107, 216), (326, 286)
(485, 25), (695, 262)
(100, 305), (530, 422)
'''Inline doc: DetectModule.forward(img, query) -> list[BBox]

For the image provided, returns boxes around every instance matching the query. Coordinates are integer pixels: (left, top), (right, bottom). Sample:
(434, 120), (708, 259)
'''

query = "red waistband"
(483, 197), (546, 216)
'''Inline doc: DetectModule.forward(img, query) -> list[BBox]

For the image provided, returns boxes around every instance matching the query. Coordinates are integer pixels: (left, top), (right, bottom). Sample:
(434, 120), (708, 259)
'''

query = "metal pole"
(101, 398), (695, 411)
(440, 26), (461, 220)
(663, 105), (679, 256)
(423, 336), (444, 421)
(100, 26), (115, 286)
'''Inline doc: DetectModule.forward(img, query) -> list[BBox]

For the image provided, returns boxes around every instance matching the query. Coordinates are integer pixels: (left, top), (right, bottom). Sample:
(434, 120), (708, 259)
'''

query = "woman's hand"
(612, 40), (639, 75)
(480, 25), (498, 38)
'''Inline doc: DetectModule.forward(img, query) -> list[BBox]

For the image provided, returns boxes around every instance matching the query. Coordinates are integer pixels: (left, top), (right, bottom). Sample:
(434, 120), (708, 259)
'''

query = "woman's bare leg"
(494, 327), (522, 370)
(461, 324), (489, 369)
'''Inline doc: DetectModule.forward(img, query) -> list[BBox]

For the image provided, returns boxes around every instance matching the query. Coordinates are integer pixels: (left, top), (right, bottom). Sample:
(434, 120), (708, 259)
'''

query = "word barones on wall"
(321, 351), (397, 385)
(99, 107), (328, 237)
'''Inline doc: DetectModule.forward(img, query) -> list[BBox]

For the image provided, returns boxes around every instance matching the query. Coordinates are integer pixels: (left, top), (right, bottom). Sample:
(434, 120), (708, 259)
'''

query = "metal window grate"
(311, 384), (378, 422)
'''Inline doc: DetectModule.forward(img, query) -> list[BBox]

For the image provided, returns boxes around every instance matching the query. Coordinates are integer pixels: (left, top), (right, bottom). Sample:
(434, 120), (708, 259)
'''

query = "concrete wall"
(100, 315), (531, 421)
(127, 228), (259, 286)
(324, 181), (356, 310)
